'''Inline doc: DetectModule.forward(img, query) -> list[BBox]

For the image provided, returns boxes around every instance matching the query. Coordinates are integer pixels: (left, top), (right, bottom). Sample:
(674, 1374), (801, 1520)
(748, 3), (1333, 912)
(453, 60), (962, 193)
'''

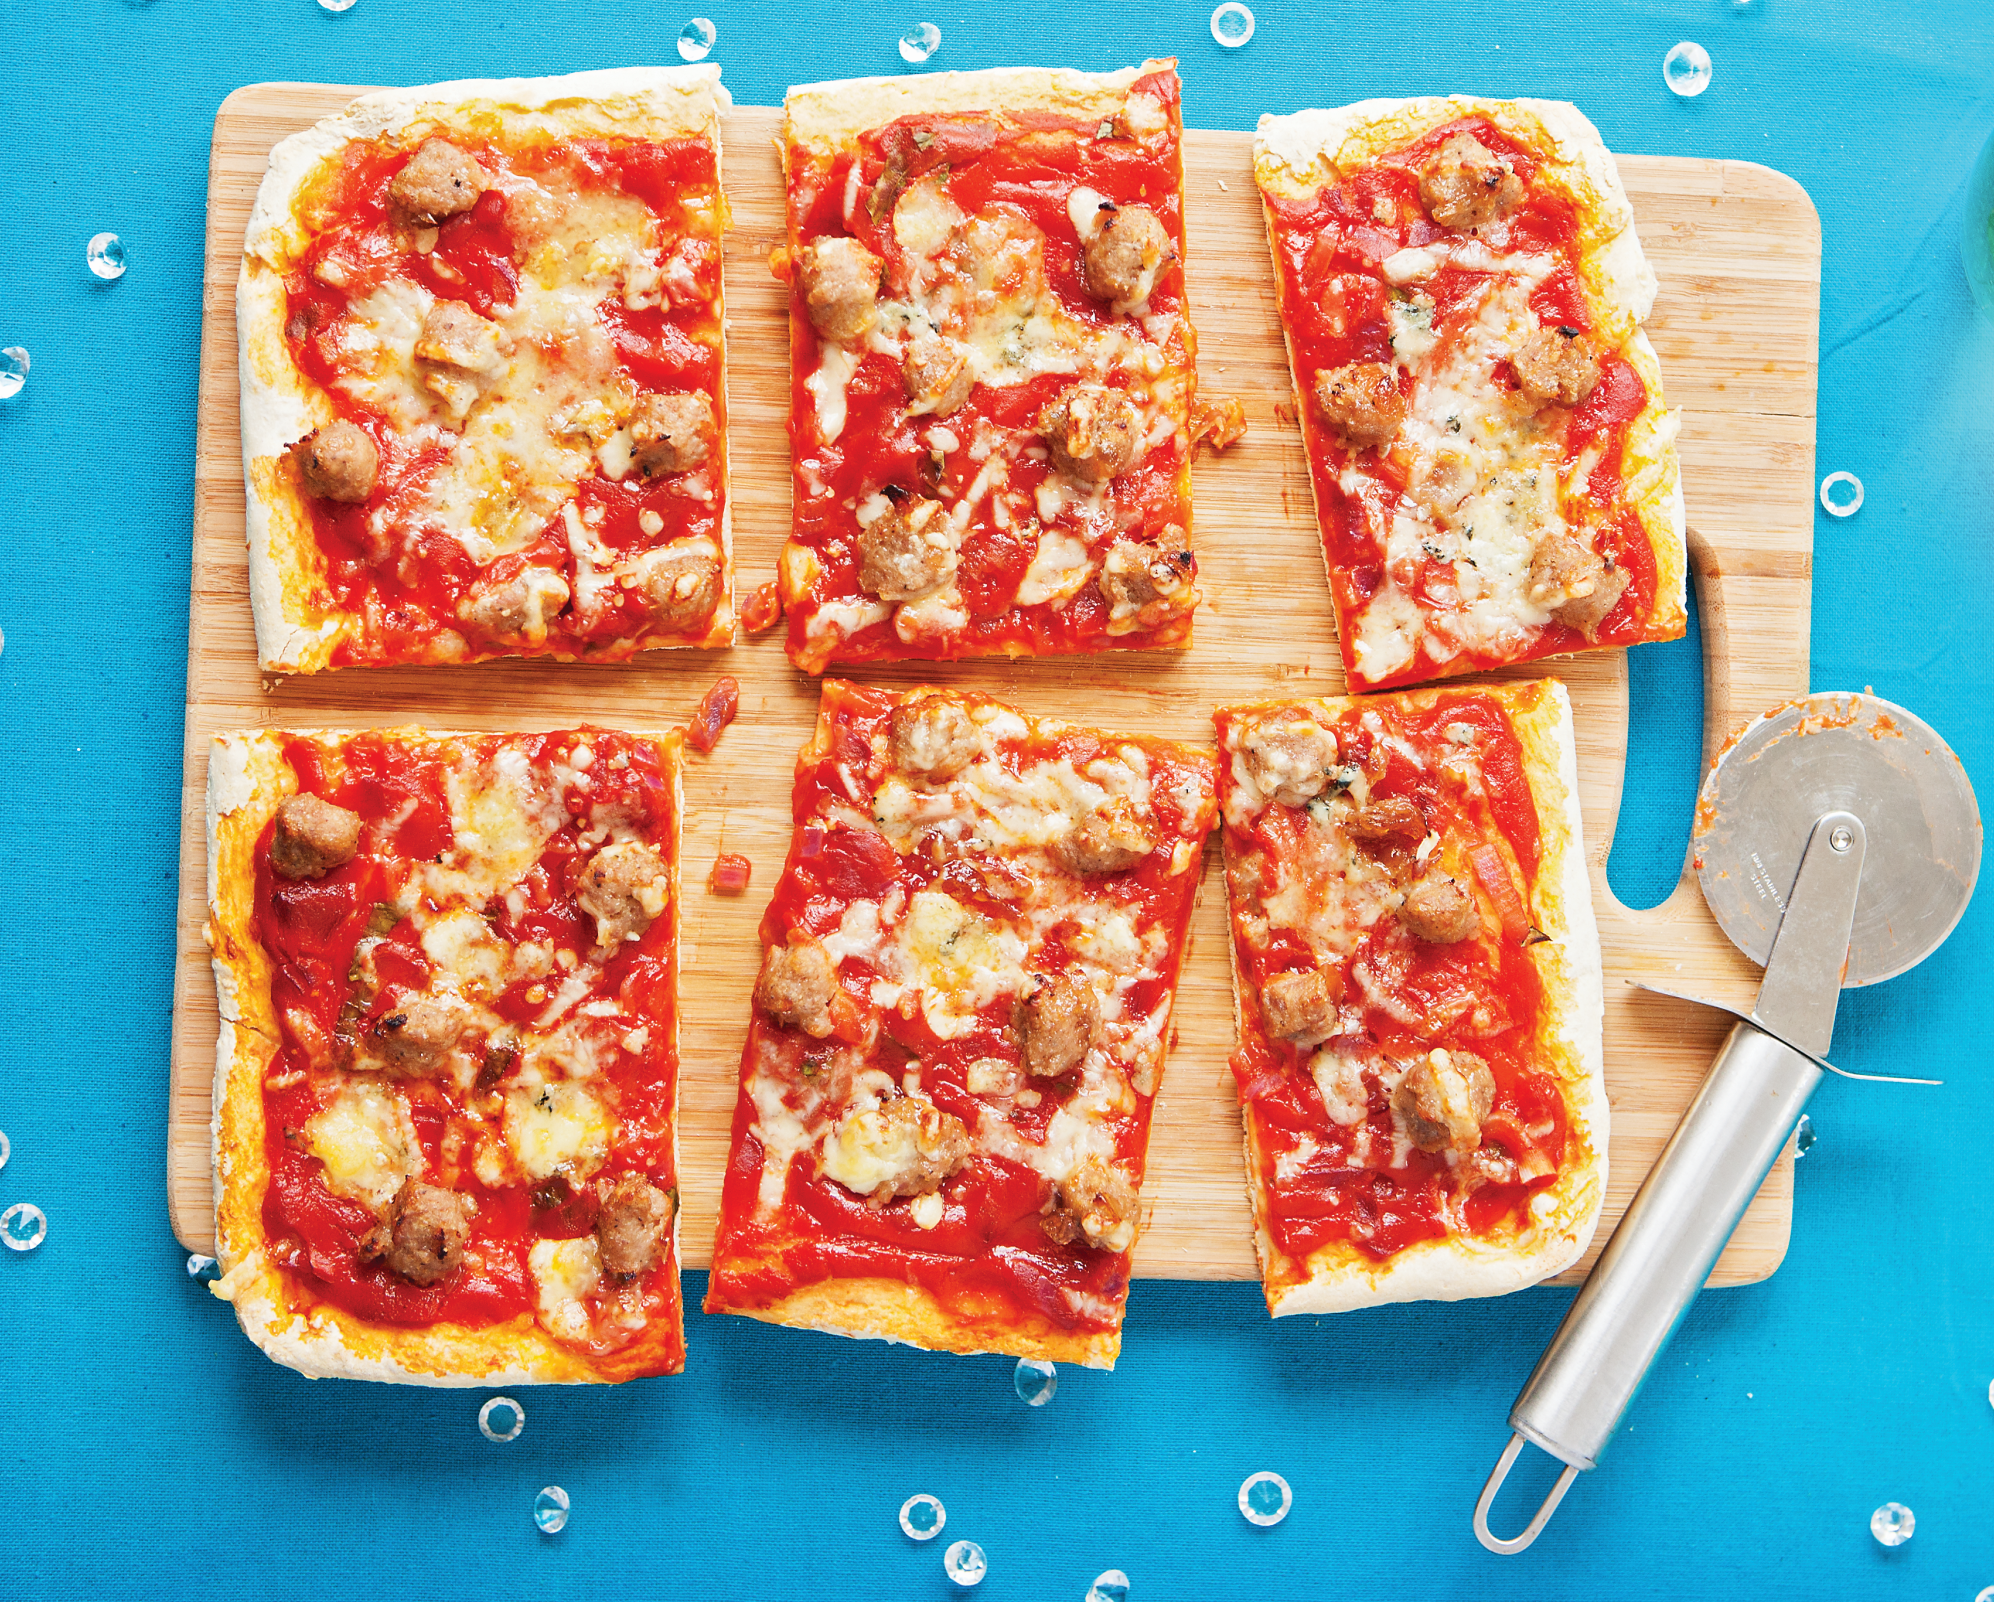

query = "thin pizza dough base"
(1227, 679), (1607, 1316)
(205, 726), (684, 1384)
(723, 1278), (1120, 1369)
(1253, 96), (1688, 662)
(238, 66), (733, 673)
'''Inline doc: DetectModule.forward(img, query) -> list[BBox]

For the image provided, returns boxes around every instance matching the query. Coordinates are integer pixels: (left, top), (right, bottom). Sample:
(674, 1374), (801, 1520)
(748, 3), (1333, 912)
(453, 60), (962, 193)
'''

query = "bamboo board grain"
(169, 85), (1821, 1295)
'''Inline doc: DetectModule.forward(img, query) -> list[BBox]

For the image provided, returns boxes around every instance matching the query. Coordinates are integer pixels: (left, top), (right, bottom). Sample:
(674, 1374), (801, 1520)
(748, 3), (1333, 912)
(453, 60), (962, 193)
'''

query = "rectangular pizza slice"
(704, 683), (1217, 1366)
(238, 66), (734, 673)
(1253, 97), (1687, 691)
(775, 61), (1203, 673)
(205, 725), (685, 1383)
(1214, 680), (1606, 1315)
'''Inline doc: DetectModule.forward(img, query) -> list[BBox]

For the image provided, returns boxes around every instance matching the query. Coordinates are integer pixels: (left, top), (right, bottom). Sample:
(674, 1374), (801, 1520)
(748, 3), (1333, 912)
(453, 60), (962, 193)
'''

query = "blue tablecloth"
(2, 2), (1990, 1595)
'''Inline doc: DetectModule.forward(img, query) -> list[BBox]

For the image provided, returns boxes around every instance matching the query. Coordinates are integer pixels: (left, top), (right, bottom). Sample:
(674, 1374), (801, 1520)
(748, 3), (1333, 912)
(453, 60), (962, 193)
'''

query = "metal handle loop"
(1473, 1432), (1581, 1555)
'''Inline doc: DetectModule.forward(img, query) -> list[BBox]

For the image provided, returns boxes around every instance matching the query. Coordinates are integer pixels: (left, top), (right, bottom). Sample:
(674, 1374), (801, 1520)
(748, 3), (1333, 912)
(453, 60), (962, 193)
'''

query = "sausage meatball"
(890, 696), (980, 782)
(1527, 531), (1630, 638)
(1419, 134), (1525, 230)
(387, 139), (487, 226)
(1081, 202), (1175, 307)
(797, 237), (882, 343)
(291, 421), (378, 503)
(594, 1173), (675, 1279)
(1052, 796), (1156, 876)
(1260, 967), (1340, 1045)
(1098, 538), (1198, 632)
(903, 327), (975, 417)
(755, 940), (840, 1037)
(361, 1180), (474, 1285)
(1393, 1049), (1496, 1155)
(457, 565), (570, 644)
(626, 542), (723, 632)
(1398, 872), (1482, 944)
(819, 1095), (971, 1205)
(1312, 362), (1405, 450)
(269, 793), (362, 880)
(414, 301), (508, 416)
(370, 995), (466, 1072)
(1239, 714), (1340, 808)
(1345, 795), (1426, 843)
(577, 840), (671, 951)
(1040, 1156), (1139, 1253)
(1040, 384), (1142, 483)
(857, 496), (958, 603)
(629, 391), (716, 477)
(1511, 326), (1599, 407)
(1019, 975), (1102, 1078)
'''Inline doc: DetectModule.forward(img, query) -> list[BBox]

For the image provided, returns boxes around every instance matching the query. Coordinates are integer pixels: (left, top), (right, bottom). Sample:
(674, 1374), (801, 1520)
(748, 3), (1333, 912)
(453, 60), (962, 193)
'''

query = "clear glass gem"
(943, 1539), (987, 1587)
(899, 1493), (946, 1540)
(534, 1486), (570, 1533)
(1014, 1356), (1058, 1406)
(1238, 1470), (1293, 1527)
(1087, 1569), (1131, 1602)
(1793, 1114), (1815, 1157)
(1663, 42), (1713, 97)
(1975, 1589), (1994, 1602)
(677, 17), (716, 61)
(1870, 1502), (1914, 1546)
(186, 1253), (218, 1279)
(318, 0), (358, 11)
(0, 1128), (8, 1170)
(1820, 470), (1864, 518)
(1209, 1), (1254, 48)
(479, 1396), (525, 1442)
(0, 347), (27, 400)
(2, 1202), (46, 1252)
(899, 22), (941, 64)
(87, 233), (126, 280)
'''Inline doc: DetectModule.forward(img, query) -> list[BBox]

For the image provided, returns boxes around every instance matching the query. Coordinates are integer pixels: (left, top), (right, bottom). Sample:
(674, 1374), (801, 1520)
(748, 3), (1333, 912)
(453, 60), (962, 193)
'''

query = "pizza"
(703, 683), (1217, 1366)
(1214, 680), (1606, 1315)
(204, 724), (685, 1383)
(773, 61), (1204, 673)
(1253, 97), (1687, 691)
(237, 66), (734, 674)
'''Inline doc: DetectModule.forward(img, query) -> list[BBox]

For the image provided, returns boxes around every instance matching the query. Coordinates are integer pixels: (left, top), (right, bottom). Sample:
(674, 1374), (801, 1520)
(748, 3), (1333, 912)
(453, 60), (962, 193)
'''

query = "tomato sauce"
(280, 133), (726, 669)
(1262, 115), (1674, 689)
(781, 66), (1197, 671)
(706, 684), (1214, 1340)
(249, 730), (684, 1374)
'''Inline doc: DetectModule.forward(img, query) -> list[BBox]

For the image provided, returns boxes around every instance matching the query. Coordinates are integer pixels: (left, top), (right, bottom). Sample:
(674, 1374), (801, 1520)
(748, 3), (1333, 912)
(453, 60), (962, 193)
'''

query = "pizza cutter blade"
(1472, 693), (1979, 1554)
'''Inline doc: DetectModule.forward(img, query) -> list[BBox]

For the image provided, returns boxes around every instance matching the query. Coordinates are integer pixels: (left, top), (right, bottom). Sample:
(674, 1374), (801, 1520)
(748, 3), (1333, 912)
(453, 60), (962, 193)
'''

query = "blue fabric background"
(1, 0), (1990, 1595)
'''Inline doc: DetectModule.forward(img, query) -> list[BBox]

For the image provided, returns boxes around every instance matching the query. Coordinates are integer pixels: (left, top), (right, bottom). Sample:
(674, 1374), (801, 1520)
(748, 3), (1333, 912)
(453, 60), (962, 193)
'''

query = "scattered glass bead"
(1014, 1357), (1058, 1406)
(1663, 42), (1713, 98)
(1793, 1114), (1815, 1157)
(186, 1253), (218, 1279)
(0, 1128), (8, 1171)
(0, 347), (27, 400)
(534, 1486), (570, 1534)
(1238, 1471), (1293, 1527)
(1975, 1589), (1994, 1602)
(1870, 1502), (1914, 1546)
(943, 1540), (987, 1587)
(87, 233), (126, 281)
(318, 0), (358, 11)
(899, 22), (941, 64)
(2, 1203), (46, 1252)
(1820, 471), (1864, 518)
(1087, 1569), (1131, 1602)
(1988, 1375), (1993, 1410)
(1208, 2), (1254, 48)
(479, 1396), (525, 1442)
(899, 1493), (946, 1540)
(677, 17), (716, 61)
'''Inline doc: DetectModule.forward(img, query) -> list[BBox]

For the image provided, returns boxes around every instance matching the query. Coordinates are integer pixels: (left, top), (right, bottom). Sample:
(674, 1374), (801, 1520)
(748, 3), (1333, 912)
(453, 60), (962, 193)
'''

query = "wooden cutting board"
(167, 85), (1821, 1292)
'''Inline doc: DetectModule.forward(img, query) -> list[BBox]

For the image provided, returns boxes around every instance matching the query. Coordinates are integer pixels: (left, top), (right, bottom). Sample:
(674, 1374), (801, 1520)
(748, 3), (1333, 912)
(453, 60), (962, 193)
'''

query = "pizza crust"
(1221, 681), (1608, 1316)
(205, 726), (684, 1384)
(724, 1278), (1120, 1369)
(784, 61), (1172, 151)
(239, 66), (733, 673)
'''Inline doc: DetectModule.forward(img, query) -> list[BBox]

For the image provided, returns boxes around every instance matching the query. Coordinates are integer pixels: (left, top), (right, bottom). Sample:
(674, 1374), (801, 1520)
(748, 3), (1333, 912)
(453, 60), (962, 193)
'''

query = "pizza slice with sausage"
(704, 683), (1217, 1366)
(1253, 97), (1687, 691)
(238, 66), (734, 673)
(774, 62), (1204, 673)
(205, 725), (685, 1383)
(1215, 680), (1607, 1314)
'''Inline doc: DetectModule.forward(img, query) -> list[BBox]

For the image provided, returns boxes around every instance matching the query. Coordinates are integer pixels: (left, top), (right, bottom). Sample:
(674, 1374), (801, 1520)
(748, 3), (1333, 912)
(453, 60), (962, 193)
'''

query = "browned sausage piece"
(1345, 795), (1426, 842)
(1239, 714), (1340, 808)
(1511, 326), (1599, 407)
(1527, 532), (1630, 638)
(890, 697), (979, 781)
(629, 391), (716, 477)
(755, 940), (840, 1037)
(903, 328), (975, 417)
(1312, 362), (1405, 450)
(594, 1173), (675, 1278)
(1052, 796), (1156, 876)
(371, 995), (466, 1071)
(1040, 384), (1142, 483)
(577, 840), (670, 950)
(1081, 202), (1175, 306)
(1019, 975), (1102, 1078)
(1098, 539), (1197, 627)
(458, 565), (569, 644)
(1261, 967), (1340, 1045)
(1398, 873), (1482, 944)
(1554, 564), (1630, 638)
(1040, 1155), (1139, 1252)
(270, 793), (363, 880)
(1392, 1049), (1496, 1154)
(360, 1179), (474, 1285)
(858, 497), (958, 603)
(292, 421), (378, 503)
(628, 543), (723, 632)
(1419, 134), (1525, 230)
(387, 139), (487, 226)
(798, 237), (882, 343)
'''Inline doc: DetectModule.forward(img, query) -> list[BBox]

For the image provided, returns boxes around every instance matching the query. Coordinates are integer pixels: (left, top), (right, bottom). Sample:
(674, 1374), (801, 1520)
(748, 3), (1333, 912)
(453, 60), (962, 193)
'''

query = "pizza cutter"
(1472, 692), (1980, 1553)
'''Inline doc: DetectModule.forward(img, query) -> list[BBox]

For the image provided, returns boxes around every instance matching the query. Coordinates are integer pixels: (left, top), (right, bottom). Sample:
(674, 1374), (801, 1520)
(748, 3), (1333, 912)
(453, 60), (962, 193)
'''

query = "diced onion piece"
(687, 675), (740, 754)
(1469, 842), (1529, 940)
(708, 852), (753, 895)
(741, 580), (783, 634)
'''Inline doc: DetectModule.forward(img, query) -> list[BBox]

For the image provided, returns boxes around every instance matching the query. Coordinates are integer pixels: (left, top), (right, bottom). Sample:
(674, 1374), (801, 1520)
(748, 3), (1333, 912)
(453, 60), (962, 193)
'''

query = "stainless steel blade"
(1751, 811), (1866, 1057)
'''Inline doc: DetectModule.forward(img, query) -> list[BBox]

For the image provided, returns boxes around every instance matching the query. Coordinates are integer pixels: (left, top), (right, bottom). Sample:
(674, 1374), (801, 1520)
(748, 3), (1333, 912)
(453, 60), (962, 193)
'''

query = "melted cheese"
(905, 889), (1027, 1039)
(529, 1236), (602, 1344)
(504, 1081), (613, 1182)
(303, 1080), (421, 1213)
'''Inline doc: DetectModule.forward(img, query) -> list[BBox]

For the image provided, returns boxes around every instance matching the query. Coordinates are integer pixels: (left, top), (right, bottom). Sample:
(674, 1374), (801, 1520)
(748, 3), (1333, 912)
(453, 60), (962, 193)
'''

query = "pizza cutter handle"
(1474, 1021), (1823, 1553)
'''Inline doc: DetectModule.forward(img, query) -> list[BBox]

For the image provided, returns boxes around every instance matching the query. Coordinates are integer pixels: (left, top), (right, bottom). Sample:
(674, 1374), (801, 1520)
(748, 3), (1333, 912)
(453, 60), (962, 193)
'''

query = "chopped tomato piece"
(708, 852), (753, 895)
(686, 675), (740, 754)
(1469, 842), (1530, 940)
(740, 581), (783, 635)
